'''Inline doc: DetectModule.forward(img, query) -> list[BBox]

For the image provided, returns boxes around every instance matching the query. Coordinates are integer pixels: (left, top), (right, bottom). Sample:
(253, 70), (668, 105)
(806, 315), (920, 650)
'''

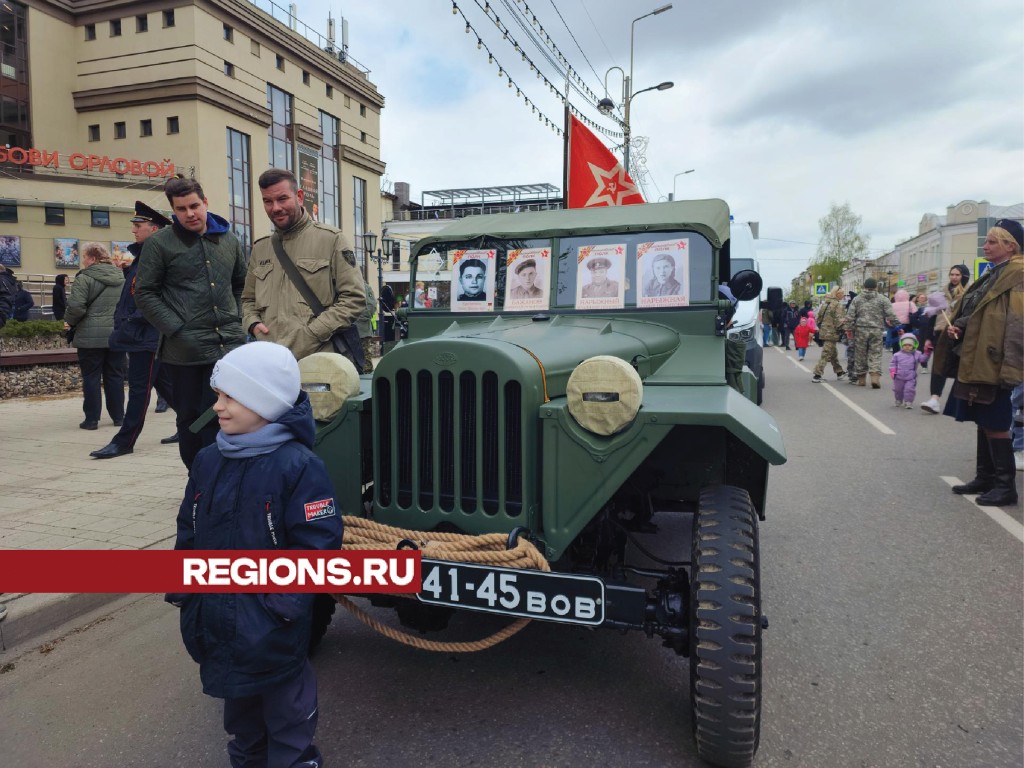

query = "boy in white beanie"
(167, 341), (343, 768)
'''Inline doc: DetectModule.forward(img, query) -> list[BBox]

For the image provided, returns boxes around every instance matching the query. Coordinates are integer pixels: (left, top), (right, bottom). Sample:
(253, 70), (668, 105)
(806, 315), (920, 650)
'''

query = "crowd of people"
(768, 219), (1024, 505)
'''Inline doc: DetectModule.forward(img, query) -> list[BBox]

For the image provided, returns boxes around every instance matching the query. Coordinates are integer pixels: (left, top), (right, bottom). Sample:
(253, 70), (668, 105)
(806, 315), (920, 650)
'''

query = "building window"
(359, 104), (366, 117)
(302, 70), (310, 86)
(109, 19), (121, 37)
(318, 111), (339, 227)
(91, 208), (110, 228)
(226, 128), (252, 254)
(85, 24), (96, 41)
(167, 116), (180, 134)
(163, 9), (175, 28)
(45, 205), (65, 226)
(136, 14), (148, 33)
(325, 84), (333, 99)
(114, 122), (126, 139)
(88, 124), (100, 142)
(360, 131), (366, 143)
(0, 200), (17, 223)
(353, 177), (367, 268)
(223, 24), (233, 42)
(275, 53), (284, 71)
(140, 119), (152, 137)
(344, 95), (350, 108)
(0, 0), (29, 154)
(267, 84), (293, 171)
(224, 61), (235, 77)
(251, 39), (260, 56)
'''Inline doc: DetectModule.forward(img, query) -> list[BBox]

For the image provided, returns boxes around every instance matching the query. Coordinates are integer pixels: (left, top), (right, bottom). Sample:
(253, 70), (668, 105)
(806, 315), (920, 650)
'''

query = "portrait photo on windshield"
(450, 248), (496, 312)
(504, 246), (550, 311)
(575, 243), (625, 310)
(638, 238), (689, 308)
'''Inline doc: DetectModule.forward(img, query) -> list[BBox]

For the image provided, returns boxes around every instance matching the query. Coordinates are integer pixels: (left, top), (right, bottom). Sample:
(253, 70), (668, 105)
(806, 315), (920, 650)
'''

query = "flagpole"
(562, 75), (570, 208)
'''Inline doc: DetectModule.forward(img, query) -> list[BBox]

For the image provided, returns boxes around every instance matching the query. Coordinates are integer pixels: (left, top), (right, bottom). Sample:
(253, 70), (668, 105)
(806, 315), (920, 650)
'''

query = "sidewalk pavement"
(0, 392), (186, 651)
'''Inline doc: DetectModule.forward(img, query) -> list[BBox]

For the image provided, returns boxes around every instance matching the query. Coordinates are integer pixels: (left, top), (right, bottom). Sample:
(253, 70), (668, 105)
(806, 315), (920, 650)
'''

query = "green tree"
(810, 202), (870, 284)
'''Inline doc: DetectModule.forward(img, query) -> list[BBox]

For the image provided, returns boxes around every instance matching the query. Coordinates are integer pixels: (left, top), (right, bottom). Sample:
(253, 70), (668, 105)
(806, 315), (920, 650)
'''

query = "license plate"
(417, 559), (605, 626)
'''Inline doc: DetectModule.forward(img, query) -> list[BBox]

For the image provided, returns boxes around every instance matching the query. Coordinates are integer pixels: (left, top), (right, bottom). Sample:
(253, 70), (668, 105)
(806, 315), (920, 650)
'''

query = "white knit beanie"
(209, 342), (300, 421)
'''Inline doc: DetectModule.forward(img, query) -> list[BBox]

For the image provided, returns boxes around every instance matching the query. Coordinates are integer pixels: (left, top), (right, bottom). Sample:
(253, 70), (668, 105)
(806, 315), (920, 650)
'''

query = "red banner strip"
(0, 550), (421, 594)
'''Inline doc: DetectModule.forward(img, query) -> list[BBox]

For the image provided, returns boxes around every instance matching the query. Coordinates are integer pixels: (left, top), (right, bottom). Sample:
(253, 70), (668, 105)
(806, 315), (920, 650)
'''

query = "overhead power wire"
(450, 1), (624, 141)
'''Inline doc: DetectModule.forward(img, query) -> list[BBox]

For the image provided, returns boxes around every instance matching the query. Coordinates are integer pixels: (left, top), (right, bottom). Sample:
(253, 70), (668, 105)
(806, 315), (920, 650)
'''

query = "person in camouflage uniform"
(846, 277), (897, 388)
(811, 287), (847, 382)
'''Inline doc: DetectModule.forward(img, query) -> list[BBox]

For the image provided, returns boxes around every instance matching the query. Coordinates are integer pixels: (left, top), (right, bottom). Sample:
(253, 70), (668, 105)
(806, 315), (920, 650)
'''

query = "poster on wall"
(297, 145), (320, 221)
(54, 238), (80, 269)
(0, 235), (20, 267)
(504, 247), (550, 311)
(111, 241), (134, 265)
(637, 238), (689, 308)
(575, 243), (625, 310)
(450, 248), (496, 312)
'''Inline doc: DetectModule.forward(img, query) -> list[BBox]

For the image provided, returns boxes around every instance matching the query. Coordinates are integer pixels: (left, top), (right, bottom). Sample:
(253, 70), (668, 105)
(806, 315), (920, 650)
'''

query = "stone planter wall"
(0, 333), (80, 400)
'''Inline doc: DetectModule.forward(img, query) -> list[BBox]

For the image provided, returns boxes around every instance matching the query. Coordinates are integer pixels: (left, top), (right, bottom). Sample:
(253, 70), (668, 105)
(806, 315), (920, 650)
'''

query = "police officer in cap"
(90, 201), (177, 458)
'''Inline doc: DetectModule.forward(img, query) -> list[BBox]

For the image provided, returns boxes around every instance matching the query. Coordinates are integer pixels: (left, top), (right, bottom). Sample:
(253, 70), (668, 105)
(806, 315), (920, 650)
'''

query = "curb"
(0, 592), (137, 655)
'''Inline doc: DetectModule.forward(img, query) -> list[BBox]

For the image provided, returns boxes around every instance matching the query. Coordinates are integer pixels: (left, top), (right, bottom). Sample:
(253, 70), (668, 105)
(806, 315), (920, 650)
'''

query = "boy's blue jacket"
(169, 392), (344, 699)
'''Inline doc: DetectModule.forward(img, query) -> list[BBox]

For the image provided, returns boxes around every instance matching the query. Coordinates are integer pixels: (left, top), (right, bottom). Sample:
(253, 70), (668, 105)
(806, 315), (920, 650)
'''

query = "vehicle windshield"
(410, 230), (715, 312)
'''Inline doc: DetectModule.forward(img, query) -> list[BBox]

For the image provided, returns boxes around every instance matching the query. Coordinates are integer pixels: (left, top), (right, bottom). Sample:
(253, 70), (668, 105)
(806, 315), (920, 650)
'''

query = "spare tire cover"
(298, 352), (362, 422)
(566, 355), (643, 436)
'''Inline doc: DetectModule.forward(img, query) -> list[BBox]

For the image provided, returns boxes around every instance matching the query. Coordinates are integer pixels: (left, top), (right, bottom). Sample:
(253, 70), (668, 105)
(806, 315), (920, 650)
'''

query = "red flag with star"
(566, 114), (645, 208)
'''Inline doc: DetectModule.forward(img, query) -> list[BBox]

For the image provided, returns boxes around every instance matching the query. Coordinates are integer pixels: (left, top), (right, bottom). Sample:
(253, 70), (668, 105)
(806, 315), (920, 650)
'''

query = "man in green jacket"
(242, 168), (365, 366)
(135, 177), (246, 469)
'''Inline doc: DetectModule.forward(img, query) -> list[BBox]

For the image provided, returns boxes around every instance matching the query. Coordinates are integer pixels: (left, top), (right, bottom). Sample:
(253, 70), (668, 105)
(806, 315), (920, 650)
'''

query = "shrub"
(0, 319), (67, 339)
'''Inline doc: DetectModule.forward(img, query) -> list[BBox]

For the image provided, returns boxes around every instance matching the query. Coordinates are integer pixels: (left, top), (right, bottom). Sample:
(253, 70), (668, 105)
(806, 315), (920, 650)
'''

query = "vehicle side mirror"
(729, 270), (762, 302)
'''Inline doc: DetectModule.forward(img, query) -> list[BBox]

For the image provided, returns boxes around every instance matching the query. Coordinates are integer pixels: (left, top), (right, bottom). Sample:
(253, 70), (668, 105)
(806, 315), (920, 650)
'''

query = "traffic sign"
(813, 282), (828, 296)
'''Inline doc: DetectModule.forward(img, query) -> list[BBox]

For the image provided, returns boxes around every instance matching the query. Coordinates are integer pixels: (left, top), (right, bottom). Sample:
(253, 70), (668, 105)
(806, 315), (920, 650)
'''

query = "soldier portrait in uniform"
(510, 258), (542, 299)
(581, 256), (619, 298)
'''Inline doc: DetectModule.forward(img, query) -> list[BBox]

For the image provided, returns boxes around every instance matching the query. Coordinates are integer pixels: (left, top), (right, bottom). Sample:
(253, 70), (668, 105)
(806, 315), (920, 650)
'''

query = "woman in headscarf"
(938, 221), (1023, 506)
(920, 265), (971, 413)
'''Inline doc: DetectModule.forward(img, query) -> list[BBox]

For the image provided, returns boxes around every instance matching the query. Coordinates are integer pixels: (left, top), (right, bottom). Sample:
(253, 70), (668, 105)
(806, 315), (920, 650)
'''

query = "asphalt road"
(0, 344), (1021, 768)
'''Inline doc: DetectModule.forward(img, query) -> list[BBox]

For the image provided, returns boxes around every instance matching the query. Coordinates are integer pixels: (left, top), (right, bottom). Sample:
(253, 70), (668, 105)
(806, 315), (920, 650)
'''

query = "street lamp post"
(670, 169), (694, 200)
(597, 4), (674, 176)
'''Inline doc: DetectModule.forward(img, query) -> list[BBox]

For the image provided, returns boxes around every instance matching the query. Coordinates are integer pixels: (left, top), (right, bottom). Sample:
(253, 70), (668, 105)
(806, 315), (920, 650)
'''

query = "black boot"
(976, 438), (1019, 506)
(952, 428), (995, 494)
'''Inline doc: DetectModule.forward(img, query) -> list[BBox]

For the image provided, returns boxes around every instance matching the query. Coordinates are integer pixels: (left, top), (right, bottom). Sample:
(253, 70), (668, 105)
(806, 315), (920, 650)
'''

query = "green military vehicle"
(310, 198), (786, 768)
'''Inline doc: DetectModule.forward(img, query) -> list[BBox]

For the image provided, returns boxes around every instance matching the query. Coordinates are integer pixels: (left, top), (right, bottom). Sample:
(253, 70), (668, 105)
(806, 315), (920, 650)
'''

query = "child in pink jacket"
(889, 332), (930, 409)
(792, 316), (811, 361)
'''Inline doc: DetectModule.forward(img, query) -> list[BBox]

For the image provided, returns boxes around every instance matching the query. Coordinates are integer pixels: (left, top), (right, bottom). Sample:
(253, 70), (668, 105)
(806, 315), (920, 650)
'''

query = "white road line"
(775, 347), (896, 435)
(940, 476), (1024, 543)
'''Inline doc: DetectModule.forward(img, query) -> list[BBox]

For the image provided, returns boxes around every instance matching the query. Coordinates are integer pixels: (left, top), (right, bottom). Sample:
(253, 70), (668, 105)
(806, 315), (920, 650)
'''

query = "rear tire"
(689, 485), (762, 768)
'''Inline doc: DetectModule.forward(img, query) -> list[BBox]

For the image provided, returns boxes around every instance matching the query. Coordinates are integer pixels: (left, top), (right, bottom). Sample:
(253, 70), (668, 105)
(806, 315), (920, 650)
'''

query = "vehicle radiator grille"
(375, 369), (524, 517)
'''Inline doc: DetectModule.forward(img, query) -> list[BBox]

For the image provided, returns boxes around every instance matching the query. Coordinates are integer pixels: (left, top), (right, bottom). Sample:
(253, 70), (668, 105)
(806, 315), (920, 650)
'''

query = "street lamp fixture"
(597, 4), (674, 177)
(670, 169), (694, 200)
(363, 230), (384, 314)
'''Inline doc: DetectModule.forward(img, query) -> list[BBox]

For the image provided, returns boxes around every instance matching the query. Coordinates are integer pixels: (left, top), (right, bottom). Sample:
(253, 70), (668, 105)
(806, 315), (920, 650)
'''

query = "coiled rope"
(331, 516), (550, 653)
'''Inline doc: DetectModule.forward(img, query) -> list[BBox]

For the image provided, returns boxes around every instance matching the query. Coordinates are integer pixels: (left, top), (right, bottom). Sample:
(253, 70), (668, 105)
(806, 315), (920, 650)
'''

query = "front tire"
(689, 485), (762, 768)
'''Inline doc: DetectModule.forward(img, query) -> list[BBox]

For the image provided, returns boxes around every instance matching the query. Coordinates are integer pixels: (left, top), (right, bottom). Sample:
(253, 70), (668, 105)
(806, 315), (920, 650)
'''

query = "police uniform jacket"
(64, 262), (124, 349)
(242, 209), (365, 360)
(169, 393), (344, 699)
(109, 241), (160, 353)
(135, 213), (246, 365)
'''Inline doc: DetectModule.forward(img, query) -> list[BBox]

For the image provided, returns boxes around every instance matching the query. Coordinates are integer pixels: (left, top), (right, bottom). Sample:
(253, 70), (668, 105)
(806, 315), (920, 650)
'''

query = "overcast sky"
(299, 0), (1023, 290)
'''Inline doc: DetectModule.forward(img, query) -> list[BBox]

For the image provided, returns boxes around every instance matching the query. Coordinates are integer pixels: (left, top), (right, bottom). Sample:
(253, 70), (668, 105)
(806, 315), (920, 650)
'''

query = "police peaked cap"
(130, 201), (172, 227)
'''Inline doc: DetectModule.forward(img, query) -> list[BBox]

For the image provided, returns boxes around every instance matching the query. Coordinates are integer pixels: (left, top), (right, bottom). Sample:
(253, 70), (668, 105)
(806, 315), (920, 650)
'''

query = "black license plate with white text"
(417, 559), (605, 626)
